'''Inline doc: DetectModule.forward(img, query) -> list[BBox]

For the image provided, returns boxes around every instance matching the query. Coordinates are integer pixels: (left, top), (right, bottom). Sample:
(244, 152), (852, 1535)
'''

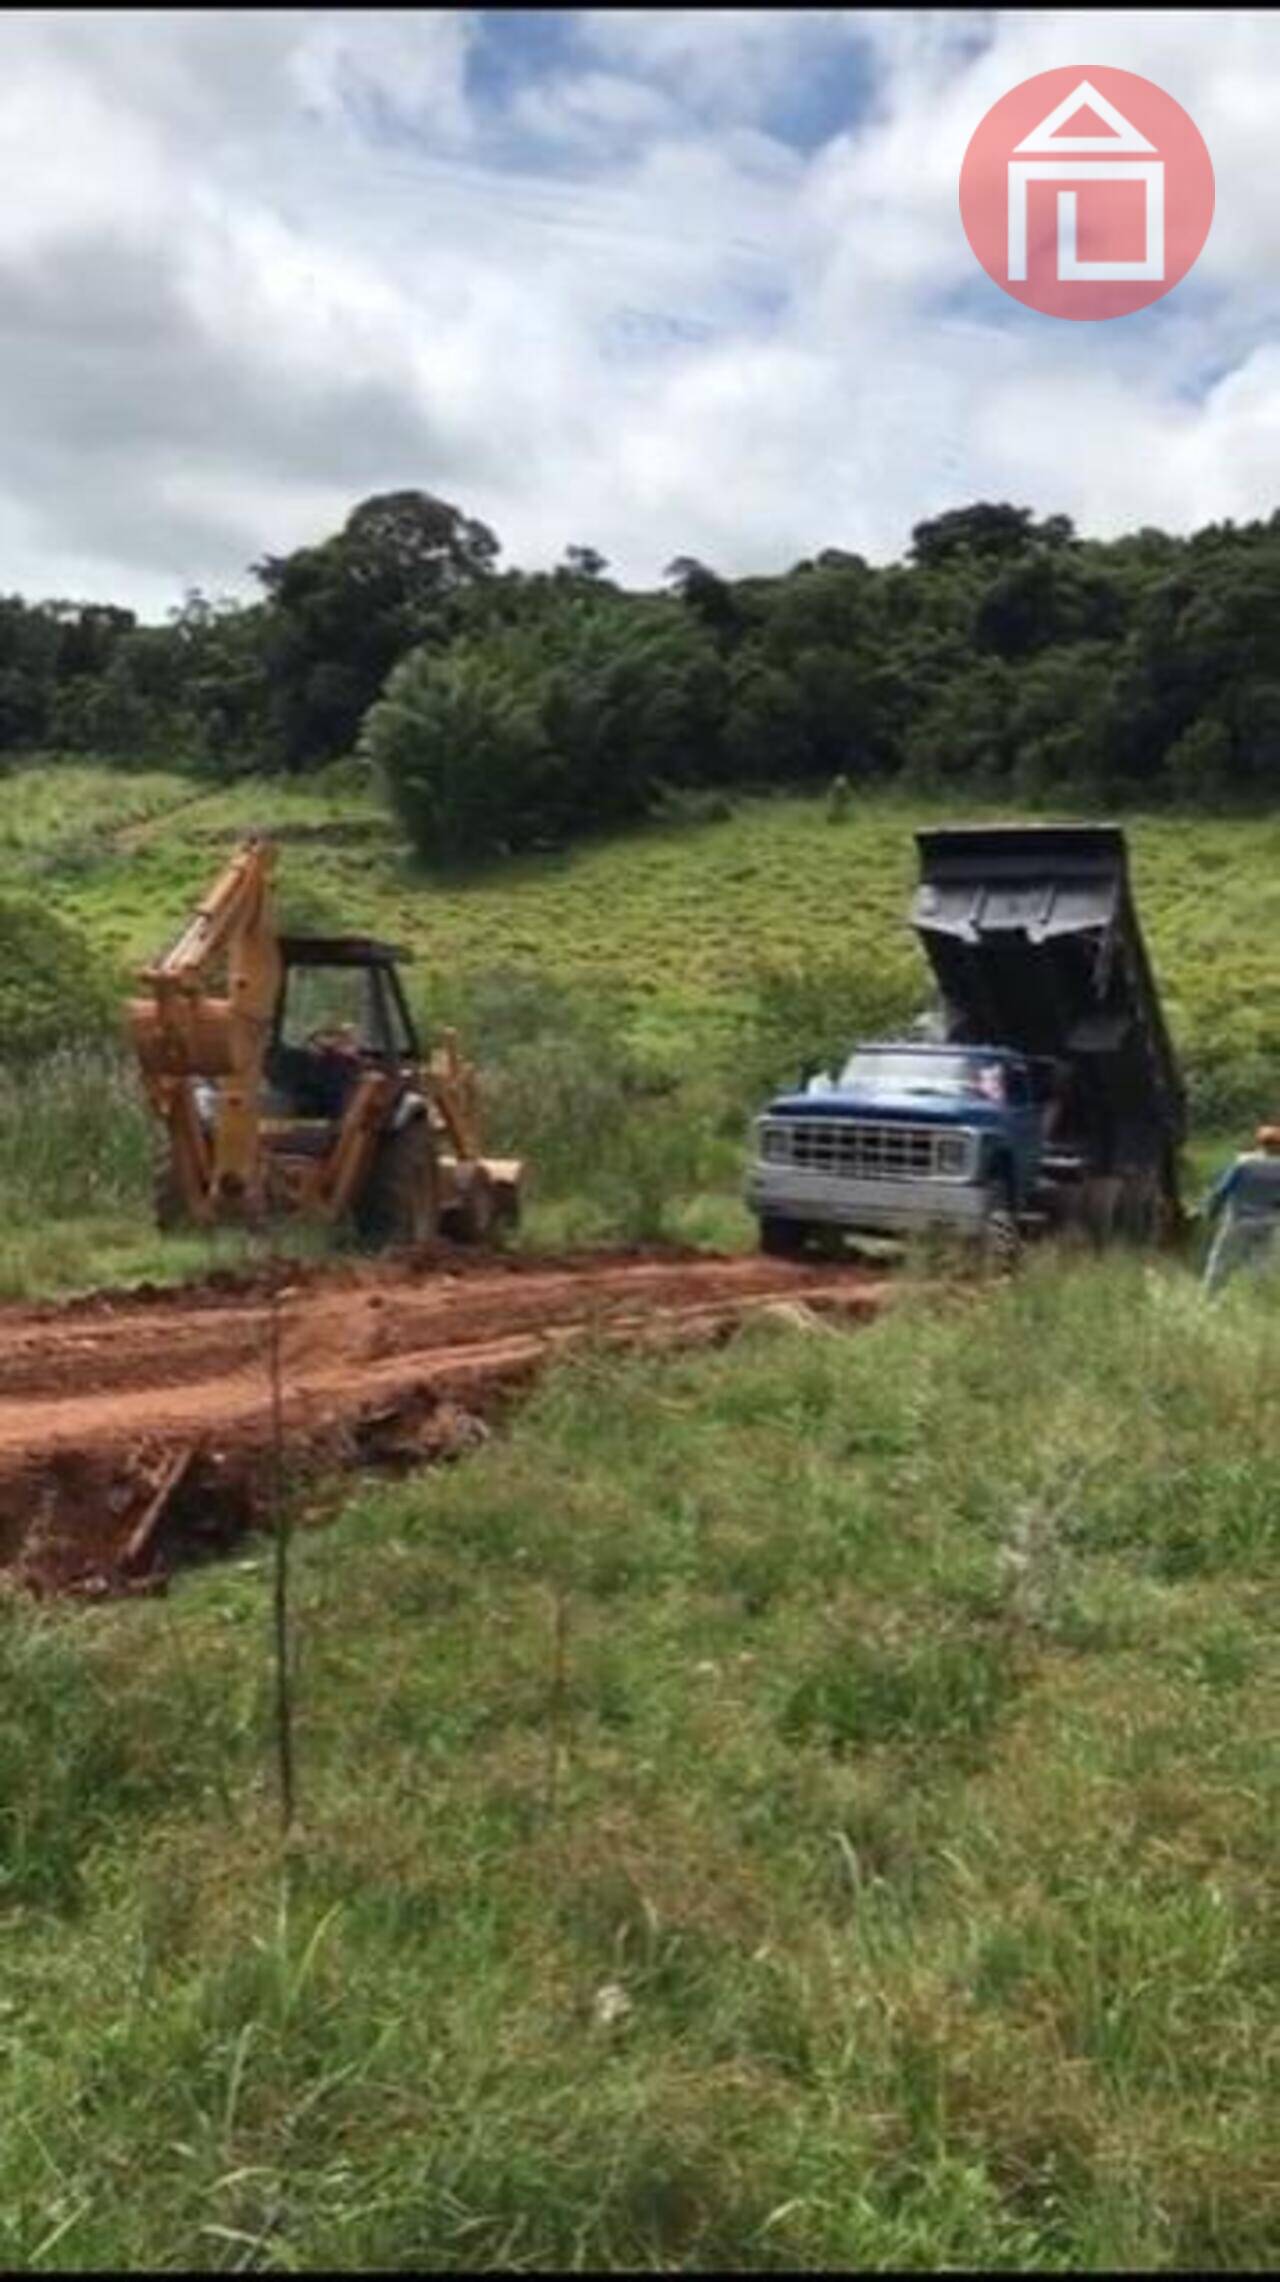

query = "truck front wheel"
(978, 1187), (1021, 1275)
(760, 1216), (809, 1259)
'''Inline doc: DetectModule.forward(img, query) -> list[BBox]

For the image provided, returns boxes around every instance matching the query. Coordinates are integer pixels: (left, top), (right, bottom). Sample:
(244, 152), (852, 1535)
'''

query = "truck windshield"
(834, 1049), (1007, 1103)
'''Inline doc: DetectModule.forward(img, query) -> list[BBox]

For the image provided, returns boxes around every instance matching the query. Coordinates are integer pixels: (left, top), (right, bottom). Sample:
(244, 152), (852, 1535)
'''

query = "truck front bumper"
(746, 1163), (990, 1236)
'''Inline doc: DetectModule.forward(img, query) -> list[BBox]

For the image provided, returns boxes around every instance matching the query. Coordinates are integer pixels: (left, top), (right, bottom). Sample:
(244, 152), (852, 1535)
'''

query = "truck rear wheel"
(355, 1117), (440, 1249)
(760, 1216), (809, 1259)
(1116, 1170), (1157, 1246)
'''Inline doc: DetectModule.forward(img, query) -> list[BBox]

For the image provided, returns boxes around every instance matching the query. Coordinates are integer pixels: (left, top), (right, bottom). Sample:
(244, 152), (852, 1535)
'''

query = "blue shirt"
(1203, 1152), (1280, 1222)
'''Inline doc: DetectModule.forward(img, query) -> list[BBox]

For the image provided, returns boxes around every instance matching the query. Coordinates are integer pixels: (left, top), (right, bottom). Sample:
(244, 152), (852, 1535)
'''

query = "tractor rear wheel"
(443, 1163), (496, 1246)
(355, 1117), (440, 1249)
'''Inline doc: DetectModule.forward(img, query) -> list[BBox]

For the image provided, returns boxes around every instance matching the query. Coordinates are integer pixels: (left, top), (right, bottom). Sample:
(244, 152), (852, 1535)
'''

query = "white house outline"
(1007, 83), (1164, 284)
(1014, 77), (1156, 153)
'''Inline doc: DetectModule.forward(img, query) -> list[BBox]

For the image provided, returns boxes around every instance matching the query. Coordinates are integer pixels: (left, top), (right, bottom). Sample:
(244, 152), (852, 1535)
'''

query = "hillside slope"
(3, 763), (1279, 1091)
(0, 763), (1274, 1295)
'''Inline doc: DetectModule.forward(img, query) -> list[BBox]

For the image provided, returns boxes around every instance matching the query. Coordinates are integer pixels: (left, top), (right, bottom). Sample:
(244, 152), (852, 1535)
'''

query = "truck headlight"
(935, 1133), (971, 1176)
(760, 1125), (789, 1163)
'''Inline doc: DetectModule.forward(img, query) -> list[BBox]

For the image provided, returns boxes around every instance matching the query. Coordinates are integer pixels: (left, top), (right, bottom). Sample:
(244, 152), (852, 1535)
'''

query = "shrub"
(411, 963), (723, 1238)
(734, 956), (923, 1113)
(365, 643), (556, 863)
(363, 598), (727, 864)
(0, 894), (116, 1064)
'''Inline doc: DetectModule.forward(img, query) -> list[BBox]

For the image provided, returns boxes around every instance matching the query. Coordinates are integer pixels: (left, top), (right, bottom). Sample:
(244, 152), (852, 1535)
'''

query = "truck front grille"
(760, 1119), (962, 1181)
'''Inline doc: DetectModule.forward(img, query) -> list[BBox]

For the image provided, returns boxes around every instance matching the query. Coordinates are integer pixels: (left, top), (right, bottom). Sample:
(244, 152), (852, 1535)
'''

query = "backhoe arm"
(128, 835), (283, 1220)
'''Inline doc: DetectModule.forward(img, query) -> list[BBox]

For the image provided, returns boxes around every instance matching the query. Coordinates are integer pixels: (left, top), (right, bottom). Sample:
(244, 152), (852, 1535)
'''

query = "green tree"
(722, 656), (811, 782)
(254, 490), (501, 769)
(1006, 645), (1117, 802)
(364, 592), (726, 859)
(903, 659), (1015, 789)
(910, 503), (1074, 570)
(541, 600), (727, 812)
(1166, 715), (1232, 807)
(364, 640), (555, 863)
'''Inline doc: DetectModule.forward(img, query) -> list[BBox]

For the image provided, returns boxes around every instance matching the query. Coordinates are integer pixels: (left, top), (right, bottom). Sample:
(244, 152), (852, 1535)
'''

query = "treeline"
(3, 489), (1279, 855)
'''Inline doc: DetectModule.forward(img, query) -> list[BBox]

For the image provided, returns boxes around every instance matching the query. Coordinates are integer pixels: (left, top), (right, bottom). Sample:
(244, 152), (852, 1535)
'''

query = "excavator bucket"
(482, 1157), (524, 1227)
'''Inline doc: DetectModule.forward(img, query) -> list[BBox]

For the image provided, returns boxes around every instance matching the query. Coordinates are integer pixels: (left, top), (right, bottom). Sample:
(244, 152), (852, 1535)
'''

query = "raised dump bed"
(747, 822), (1185, 1256)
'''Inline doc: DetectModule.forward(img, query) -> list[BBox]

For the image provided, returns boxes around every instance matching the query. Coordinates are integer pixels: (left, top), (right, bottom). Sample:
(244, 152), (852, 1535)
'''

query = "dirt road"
(0, 1245), (892, 1596)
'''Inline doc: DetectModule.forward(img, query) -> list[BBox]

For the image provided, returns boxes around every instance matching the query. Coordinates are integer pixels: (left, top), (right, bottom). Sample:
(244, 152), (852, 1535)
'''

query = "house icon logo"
(960, 65), (1214, 320)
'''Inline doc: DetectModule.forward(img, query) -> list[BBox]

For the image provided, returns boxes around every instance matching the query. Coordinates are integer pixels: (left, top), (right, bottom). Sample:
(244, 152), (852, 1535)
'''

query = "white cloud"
(0, 7), (1274, 615)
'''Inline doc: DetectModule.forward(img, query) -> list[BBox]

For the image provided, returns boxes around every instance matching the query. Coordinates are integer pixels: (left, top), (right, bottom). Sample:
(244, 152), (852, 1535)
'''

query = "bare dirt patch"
(0, 1246), (891, 1597)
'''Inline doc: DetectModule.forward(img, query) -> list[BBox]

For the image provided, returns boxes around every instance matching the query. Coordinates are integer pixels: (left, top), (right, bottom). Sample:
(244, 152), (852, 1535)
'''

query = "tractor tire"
(759, 1215), (809, 1259)
(445, 1164), (496, 1247)
(153, 1152), (188, 1234)
(354, 1116), (440, 1250)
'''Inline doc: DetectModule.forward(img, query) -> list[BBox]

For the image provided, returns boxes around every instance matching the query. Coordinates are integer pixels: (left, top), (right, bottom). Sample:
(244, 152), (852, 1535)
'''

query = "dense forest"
(2, 488), (1278, 857)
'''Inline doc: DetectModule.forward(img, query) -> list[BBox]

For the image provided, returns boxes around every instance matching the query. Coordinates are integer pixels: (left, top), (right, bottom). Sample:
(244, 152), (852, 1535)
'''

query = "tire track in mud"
(0, 1246), (894, 1597)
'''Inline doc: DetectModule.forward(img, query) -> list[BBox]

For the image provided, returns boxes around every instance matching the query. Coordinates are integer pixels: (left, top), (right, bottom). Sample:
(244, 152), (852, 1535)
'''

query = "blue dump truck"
(746, 824), (1185, 1260)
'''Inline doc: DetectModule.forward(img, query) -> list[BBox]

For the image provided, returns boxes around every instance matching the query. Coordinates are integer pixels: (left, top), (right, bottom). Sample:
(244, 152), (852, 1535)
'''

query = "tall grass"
(0, 1046), (151, 1221)
(1, 1257), (1277, 2268)
(417, 963), (739, 1246)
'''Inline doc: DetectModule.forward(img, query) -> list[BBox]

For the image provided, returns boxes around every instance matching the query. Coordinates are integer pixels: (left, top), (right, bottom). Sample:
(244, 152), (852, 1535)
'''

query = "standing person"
(1201, 1126), (1280, 1295)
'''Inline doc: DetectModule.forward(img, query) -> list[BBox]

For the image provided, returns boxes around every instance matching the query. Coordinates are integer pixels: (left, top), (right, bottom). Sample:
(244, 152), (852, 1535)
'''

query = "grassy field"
(2, 1256), (1278, 2269)
(5, 758), (1280, 1091)
(1, 766), (1278, 2269)
(0, 759), (1273, 1293)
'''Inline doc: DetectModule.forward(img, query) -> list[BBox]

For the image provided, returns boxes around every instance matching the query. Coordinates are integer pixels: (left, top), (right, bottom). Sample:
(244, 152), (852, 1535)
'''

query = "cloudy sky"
(3, 7), (1277, 615)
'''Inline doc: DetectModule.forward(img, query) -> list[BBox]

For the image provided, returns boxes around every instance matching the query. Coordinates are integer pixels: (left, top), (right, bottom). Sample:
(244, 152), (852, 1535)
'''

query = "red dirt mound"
(0, 1249), (890, 1597)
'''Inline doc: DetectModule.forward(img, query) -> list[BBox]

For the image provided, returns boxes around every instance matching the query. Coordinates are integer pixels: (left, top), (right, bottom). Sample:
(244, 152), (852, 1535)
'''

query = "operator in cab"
(1201, 1125), (1280, 1295)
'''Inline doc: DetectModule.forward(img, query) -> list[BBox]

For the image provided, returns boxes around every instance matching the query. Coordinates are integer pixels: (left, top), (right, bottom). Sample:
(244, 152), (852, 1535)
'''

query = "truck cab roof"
(855, 1040), (1032, 1064)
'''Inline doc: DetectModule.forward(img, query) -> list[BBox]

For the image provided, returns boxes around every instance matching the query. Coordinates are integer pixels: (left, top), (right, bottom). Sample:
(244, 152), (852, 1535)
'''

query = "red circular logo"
(960, 65), (1214, 320)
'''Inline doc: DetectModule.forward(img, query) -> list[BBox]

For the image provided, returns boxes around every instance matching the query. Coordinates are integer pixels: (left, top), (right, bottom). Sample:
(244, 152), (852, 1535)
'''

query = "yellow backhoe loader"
(127, 834), (521, 1246)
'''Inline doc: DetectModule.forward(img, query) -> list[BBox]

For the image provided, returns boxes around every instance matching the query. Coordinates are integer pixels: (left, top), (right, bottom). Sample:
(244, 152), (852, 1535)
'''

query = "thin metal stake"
(268, 1264), (295, 1835)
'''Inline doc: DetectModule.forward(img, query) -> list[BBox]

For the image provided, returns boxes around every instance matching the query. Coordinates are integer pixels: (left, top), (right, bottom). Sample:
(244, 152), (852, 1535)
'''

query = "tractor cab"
(264, 936), (422, 1129)
(130, 832), (521, 1243)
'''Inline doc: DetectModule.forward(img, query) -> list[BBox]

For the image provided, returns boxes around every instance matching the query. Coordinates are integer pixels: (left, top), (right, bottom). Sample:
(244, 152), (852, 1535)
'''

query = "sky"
(2, 6), (1278, 617)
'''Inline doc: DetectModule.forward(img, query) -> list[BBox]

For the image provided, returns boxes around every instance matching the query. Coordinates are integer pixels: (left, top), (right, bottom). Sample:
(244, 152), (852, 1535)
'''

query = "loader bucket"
(482, 1156), (524, 1227)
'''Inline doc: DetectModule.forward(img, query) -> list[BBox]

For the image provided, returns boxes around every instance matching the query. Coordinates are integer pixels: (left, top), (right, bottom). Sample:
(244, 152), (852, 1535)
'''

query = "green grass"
(0, 762), (1271, 1294)
(2, 1256), (1278, 2269)
(2, 765), (1278, 2265)
(2, 761), (1277, 1103)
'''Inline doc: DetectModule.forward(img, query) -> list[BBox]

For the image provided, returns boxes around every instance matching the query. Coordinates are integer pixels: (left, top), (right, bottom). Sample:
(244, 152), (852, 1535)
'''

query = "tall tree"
(253, 489), (501, 769)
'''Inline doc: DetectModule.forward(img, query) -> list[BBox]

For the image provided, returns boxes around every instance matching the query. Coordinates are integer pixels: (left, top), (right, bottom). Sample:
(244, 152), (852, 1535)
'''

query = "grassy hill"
(0, 761), (1275, 1293)
(6, 761), (1280, 1087)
